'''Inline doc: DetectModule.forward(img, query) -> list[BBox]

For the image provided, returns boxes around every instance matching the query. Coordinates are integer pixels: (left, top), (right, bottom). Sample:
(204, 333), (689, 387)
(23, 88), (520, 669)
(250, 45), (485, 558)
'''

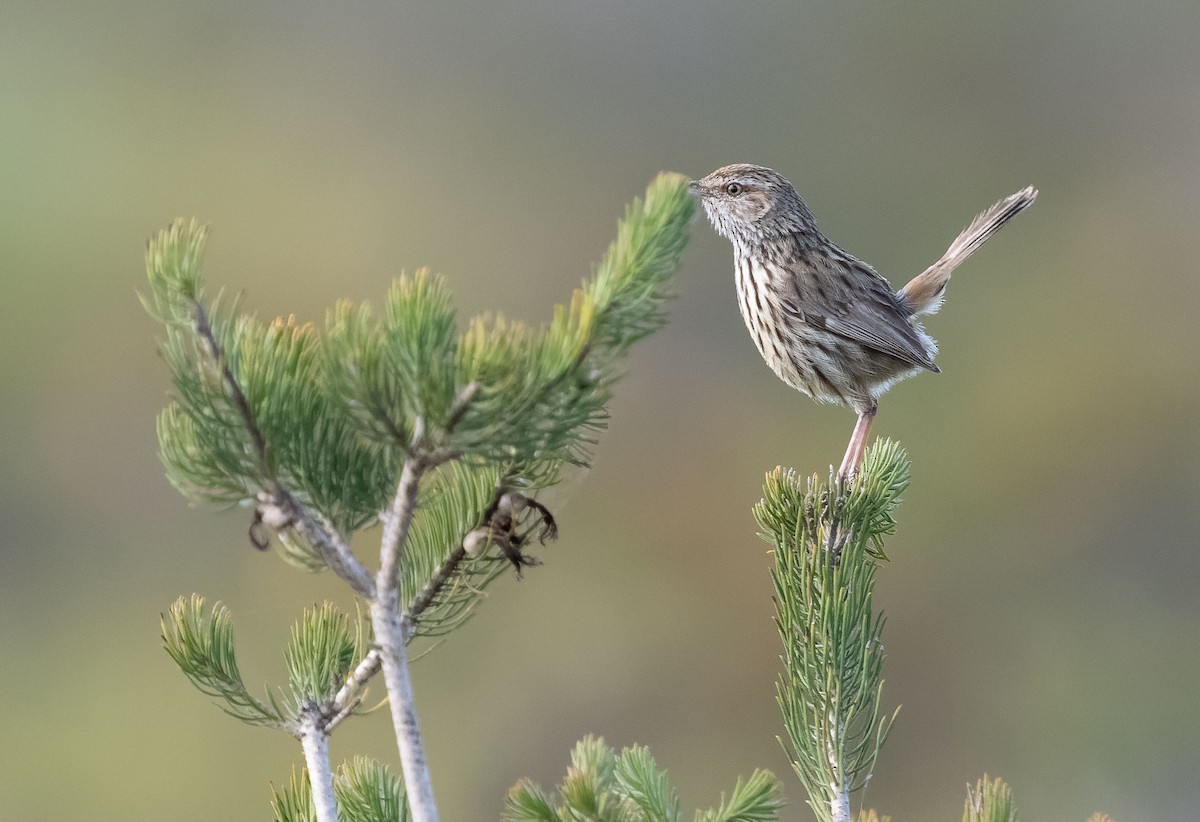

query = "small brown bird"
(690, 164), (1036, 478)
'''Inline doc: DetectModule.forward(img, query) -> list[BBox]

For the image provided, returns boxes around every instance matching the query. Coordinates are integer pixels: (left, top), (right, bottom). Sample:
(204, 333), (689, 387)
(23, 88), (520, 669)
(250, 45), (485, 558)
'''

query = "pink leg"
(837, 410), (876, 480)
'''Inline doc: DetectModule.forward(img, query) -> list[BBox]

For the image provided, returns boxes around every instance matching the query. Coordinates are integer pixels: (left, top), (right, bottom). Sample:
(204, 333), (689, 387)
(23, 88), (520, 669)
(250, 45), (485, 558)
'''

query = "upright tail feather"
(899, 185), (1037, 316)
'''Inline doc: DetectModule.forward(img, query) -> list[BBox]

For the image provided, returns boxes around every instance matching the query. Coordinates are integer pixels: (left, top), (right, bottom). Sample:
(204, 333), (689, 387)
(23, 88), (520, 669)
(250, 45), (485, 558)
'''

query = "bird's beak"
(687, 179), (705, 196)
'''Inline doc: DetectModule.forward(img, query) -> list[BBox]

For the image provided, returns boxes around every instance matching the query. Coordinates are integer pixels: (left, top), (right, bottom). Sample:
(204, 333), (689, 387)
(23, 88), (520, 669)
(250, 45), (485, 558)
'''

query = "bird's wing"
(785, 251), (939, 372)
(821, 309), (938, 372)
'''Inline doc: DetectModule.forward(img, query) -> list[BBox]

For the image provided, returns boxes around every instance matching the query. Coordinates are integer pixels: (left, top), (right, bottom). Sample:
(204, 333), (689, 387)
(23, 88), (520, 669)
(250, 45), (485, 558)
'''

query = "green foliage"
(452, 290), (598, 466)
(962, 775), (1016, 822)
(151, 300), (264, 506)
(757, 441), (909, 822)
(142, 217), (207, 312)
(693, 770), (785, 822)
(613, 746), (681, 821)
(504, 736), (782, 822)
(838, 444), (911, 561)
(272, 759), (410, 822)
(323, 298), (407, 445)
(452, 172), (695, 466)
(163, 595), (369, 730)
(397, 460), (511, 637)
(146, 172), (693, 586)
(384, 270), (459, 430)
(336, 757), (410, 822)
(285, 603), (368, 707)
(319, 172), (694, 473)
(161, 595), (285, 728)
(146, 223), (396, 538)
(271, 767), (316, 822)
(322, 270), (458, 449)
(150, 175), (697, 819)
(584, 172), (694, 356)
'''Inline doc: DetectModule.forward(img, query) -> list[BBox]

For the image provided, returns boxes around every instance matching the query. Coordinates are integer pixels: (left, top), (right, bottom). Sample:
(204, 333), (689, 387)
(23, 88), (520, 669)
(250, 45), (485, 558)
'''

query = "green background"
(3, 2), (1197, 819)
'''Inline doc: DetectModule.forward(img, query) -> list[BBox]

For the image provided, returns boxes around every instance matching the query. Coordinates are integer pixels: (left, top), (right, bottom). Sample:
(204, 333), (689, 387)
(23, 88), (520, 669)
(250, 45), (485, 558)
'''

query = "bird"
(689, 164), (1036, 479)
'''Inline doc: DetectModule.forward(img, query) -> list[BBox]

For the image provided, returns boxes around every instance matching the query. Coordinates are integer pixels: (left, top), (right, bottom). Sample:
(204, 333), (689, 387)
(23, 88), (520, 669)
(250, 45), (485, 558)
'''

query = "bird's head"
(689, 164), (817, 245)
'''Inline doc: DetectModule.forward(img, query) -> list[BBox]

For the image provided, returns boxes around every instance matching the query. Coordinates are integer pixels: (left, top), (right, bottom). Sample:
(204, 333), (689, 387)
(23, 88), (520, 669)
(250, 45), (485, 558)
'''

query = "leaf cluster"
(504, 736), (782, 822)
(396, 460), (513, 636)
(146, 172), (694, 616)
(162, 596), (368, 731)
(145, 223), (395, 539)
(285, 601), (369, 708)
(755, 441), (910, 822)
(962, 775), (1016, 822)
(150, 175), (697, 818)
(966, 774), (1114, 822)
(161, 594), (286, 727)
(272, 757), (409, 822)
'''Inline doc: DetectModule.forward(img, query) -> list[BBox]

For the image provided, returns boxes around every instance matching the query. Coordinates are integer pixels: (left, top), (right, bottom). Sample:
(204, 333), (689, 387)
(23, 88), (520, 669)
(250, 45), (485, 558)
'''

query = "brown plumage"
(689, 164), (1036, 477)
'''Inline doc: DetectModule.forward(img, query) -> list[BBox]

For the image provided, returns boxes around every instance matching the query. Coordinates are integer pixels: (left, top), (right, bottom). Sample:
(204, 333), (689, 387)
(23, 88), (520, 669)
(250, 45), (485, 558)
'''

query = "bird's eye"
(725, 182), (742, 196)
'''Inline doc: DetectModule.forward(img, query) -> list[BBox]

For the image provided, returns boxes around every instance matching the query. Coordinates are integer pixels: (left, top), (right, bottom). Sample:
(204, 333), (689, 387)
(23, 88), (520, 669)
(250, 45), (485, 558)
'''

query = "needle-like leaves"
(150, 175), (697, 821)
(505, 736), (781, 822)
(962, 775), (1016, 822)
(271, 758), (411, 822)
(336, 757), (410, 822)
(397, 460), (511, 638)
(757, 441), (909, 822)
(161, 595), (285, 728)
(284, 603), (367, 707)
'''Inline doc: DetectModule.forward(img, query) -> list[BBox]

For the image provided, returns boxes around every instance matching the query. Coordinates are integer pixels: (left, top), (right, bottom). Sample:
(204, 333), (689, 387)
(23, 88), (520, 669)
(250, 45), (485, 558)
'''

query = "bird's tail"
(899, 185), (1037, 316)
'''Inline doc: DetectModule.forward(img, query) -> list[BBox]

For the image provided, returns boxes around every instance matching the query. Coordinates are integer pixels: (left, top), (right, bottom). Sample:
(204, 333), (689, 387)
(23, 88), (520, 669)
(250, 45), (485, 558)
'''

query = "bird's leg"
(838, 407), (877, 480)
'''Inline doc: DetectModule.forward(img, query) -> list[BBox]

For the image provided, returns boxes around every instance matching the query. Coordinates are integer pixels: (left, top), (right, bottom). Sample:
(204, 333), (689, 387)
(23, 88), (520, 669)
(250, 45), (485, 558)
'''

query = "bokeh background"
(3, 2), (1198, 819)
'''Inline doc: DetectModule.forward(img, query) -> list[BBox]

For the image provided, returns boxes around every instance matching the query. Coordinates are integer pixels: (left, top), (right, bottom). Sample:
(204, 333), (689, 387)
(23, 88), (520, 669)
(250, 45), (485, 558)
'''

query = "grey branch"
(298, 706), (339, 822)
(275, 487), (375, 597)
(191, 296), (374, 596)
(371, 601), (438, 822)
(326, 647), (383, 734)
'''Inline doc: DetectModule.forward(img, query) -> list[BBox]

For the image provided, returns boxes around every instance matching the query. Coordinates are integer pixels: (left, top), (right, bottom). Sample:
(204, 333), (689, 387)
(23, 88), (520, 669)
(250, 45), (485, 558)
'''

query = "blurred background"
(3, 1), (1198, 819)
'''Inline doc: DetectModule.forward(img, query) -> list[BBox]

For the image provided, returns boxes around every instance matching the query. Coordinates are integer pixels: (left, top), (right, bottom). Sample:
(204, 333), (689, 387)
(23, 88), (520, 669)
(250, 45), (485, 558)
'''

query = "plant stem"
(279, 487), (374, 597)
(298, 707), (339, 822)
(326, 648), (382, 733)
(190, 296), (375, 597)
(378, 453), (424, 592)
(406, 545), (467, 624)
(371, 599), (438, 822)
(829, 786), (851, 822)
(372, 449), (439, 822)
(825, 710), (848, 822)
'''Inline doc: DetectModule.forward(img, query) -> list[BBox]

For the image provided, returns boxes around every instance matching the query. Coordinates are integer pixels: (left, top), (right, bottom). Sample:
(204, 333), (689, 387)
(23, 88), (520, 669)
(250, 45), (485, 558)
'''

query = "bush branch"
(405, 546), (468, 629)
(273, 486), (374, 597)
(298, 706), (339, 822)
(371, 442), (439, 822)
(326, 648), (383, 733)
(190, 299), (269, 472)
(191, 297), (375, 596)
(378, 448), (427, 594)
(371, 600), (437, 822)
